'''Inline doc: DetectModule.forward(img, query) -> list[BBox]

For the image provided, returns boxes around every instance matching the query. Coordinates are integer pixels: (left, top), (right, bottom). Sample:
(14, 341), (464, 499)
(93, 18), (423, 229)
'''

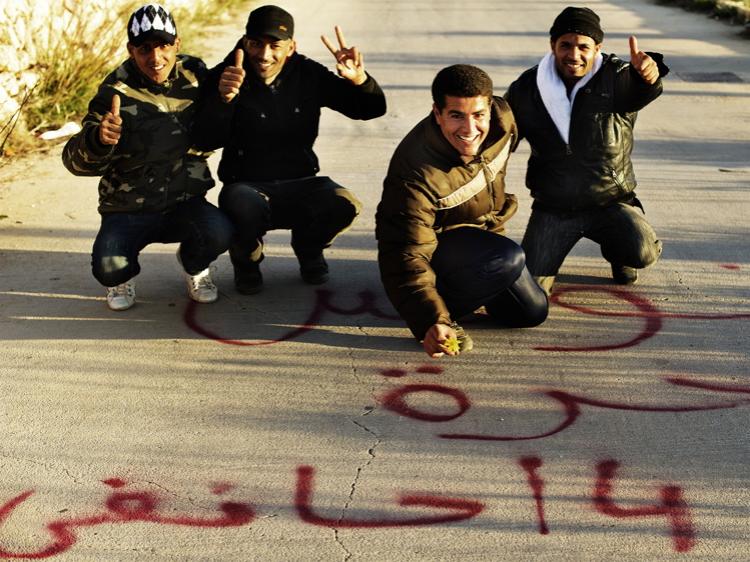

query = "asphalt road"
(0, 0), (748, 560)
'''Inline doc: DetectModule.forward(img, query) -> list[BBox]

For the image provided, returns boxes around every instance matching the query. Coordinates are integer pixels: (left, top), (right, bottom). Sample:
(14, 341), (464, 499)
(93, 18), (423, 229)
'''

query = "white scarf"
(536, 51), (603, 144)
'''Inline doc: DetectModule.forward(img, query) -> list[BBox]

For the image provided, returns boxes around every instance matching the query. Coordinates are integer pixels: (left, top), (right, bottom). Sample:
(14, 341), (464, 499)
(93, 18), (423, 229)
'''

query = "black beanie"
(549, 6), (604, 44)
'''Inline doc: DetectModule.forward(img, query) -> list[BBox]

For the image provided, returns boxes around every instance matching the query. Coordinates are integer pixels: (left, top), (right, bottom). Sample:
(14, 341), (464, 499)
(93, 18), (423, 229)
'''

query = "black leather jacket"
(505, 53), (666, 211)
(193, 47), (386, 183)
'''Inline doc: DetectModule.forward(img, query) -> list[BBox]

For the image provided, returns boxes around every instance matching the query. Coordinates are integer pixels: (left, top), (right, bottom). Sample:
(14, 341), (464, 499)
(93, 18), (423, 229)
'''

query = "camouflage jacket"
(62, 55), (214, 214)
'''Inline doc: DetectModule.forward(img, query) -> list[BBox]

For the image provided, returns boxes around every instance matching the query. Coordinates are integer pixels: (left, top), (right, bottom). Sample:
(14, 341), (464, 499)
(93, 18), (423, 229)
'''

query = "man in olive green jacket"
(376, 65), (548, 358)
(63, 4), (232, 311)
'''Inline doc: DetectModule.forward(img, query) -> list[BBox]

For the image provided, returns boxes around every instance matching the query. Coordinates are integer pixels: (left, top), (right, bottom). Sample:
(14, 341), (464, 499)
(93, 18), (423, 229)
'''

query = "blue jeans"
(91, 196), (233, 287)
(430, 227), (548, 327)
(522, 200), (662, 291)
(218, 176), (361, 267)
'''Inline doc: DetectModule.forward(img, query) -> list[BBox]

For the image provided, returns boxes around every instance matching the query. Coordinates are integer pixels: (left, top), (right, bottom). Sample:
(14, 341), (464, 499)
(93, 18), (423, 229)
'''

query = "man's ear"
(288, 39), (297, 57)
(432, 102), (441, 121)
(126, 43), (134, 57)
(549, 38), (556, 51)
(174, 37), (181, 52)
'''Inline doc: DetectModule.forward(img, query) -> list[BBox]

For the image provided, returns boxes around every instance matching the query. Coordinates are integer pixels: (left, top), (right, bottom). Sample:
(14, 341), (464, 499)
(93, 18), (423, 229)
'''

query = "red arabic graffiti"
(184, 289), (399, 346)
(295, 465), (484, 528)
(375, 372), (750, 441)
(0, 458), (698, 557)
(539, 286), (750, 352)
(594, 460), (696, 552)
(0, 469), (485, 558)
(519, 456), (548, 535)
(0, 480), (254, 559)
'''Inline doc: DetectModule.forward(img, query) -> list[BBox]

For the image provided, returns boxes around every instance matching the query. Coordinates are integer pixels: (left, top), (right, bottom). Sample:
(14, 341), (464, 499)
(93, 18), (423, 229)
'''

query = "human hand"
(219, 49), (246, 103)
(321, 25), (367, 86)
(629, 35), (659, 85)
(99, 94), (122, 146)
(422, 323), (459, 358)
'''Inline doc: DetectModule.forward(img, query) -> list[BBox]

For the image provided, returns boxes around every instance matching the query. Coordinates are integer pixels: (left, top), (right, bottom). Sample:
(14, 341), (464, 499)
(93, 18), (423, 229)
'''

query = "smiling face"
(242, 35), (296, 85)
(551, 33), (601, 88)
(127, 38), (180, 85)
(433, 95), (491, 163)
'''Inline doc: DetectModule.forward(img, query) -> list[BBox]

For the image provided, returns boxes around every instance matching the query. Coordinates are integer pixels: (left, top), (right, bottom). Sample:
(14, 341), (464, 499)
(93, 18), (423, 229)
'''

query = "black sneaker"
(611, 264), (638, 285)
(299, 253), (329, 285)
(234, 259), (263, 294)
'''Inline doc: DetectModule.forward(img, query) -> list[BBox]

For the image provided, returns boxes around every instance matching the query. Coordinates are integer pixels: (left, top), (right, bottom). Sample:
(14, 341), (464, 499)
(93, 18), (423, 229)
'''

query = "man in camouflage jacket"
(376, 65), (548, 358)
(63, 3), (232, 311)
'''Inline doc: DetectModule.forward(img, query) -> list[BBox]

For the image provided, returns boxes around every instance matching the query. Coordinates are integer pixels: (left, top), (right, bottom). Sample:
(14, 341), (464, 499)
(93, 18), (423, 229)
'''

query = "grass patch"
(655, 0), (750, 24)
(1, 0), (251, 161)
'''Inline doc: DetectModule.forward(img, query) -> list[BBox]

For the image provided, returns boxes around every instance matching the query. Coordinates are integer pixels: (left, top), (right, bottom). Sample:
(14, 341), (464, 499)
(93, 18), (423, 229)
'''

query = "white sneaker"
(106, 280), (136, 311)
(185, 267), (218, 303)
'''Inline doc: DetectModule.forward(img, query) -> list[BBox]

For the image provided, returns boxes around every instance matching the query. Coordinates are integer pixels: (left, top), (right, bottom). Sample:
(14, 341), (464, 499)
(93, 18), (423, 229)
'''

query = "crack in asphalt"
(332, 419), (381, 561)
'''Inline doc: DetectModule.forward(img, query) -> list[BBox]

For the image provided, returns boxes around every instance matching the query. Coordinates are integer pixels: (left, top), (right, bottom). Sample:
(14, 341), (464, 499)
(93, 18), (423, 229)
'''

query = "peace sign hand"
(629, 35), (659, 85)
(321, 26), (367, 86)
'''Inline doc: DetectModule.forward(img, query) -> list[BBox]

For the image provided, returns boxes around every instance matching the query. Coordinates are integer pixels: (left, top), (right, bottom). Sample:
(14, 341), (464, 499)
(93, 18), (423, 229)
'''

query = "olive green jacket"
(62, 55), (214, 214)
(376, 97), (519, 339)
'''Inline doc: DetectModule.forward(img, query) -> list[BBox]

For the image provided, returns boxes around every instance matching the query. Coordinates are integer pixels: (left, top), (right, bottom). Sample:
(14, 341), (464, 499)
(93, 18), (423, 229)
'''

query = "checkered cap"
(127, 3), (177, 46)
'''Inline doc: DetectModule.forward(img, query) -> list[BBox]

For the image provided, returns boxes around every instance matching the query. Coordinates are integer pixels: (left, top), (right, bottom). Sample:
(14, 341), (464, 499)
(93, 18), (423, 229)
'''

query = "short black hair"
(431, 64), (493, 110)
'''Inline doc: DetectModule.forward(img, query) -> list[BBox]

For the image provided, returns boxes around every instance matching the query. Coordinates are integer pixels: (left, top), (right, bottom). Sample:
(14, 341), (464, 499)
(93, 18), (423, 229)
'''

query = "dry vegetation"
(0, 0), (248, 160)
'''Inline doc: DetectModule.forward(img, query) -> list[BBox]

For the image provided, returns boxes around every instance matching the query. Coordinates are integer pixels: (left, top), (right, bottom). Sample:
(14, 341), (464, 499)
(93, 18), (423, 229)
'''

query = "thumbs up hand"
(99, 93), (122, 146)
(219, 49), (246, 103)
(629, 36), (659, 85)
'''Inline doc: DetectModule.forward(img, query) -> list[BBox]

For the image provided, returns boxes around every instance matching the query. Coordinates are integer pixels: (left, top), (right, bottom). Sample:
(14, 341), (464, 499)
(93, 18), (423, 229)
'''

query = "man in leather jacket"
(63, 4), (232, 311)
(504, 6), (667, 293)
(193, 5), (386, 294)
(377, 65), (548, 358)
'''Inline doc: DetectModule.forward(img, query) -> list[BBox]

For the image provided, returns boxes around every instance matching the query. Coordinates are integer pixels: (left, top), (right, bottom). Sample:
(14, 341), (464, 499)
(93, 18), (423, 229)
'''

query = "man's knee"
(635, 237), (663, 268)
(485, 268), (549, 327)
(92, 254), (136, 287)
(482, 242), (525, 283)
(203, 213), (235, 256)
(219, 183), (270, 225)
(610, 235), (663, 269)
(322, 189), (361, 231)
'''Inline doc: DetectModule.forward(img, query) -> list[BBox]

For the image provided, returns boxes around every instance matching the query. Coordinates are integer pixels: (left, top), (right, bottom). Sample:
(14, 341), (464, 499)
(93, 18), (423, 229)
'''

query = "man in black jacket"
(195, 5), (386, 294)
(505, 7), (667, 294)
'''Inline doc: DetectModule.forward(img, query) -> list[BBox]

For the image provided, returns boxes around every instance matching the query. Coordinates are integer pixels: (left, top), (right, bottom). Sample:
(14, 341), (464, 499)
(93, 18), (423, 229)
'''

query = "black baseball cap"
(245, 5), (294, 41)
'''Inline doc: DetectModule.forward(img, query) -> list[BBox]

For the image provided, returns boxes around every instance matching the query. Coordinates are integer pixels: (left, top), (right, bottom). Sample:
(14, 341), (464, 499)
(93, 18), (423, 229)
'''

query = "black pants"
(218, 176), (361, 267)
(431, 227), (548, 327)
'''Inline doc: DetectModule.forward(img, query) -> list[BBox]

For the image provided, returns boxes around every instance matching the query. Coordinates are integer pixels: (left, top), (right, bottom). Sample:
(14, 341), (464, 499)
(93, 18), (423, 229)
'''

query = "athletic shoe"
(611, 264), (638, 285)
(299, 252), (329, 285)
(234, 258), (264, 295)
(452, 323), (474, 353)
(106, 280), (136, 311)
(185, 267), (218, 303)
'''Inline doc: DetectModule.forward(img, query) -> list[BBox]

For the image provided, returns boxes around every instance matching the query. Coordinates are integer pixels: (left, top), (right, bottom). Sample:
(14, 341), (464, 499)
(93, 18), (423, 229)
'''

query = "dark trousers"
(521, 200), (662, 289)
(91, 196), (233, 287)
(431, 227), (548, 327)
(218, 176), (361, 267)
